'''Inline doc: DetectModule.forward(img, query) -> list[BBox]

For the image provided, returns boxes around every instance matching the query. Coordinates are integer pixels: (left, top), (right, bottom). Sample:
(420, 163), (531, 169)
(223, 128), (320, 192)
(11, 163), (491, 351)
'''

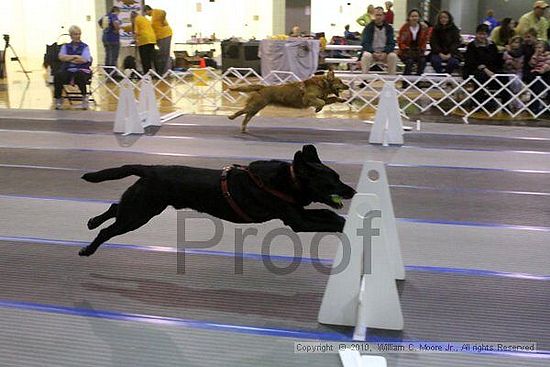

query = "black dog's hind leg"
(87, 204), (118, 230)
(79, 203), (165, 257)
(80, 179), (167, 256)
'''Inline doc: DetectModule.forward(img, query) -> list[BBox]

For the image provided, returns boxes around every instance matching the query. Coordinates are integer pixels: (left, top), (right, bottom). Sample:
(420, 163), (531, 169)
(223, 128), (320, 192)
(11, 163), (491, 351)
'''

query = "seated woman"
(397, 9), (430, 77)
(502, 36), (525, 110)
(525, 40), (550, 113)
(463, 24), (505, 110)
(429, 11), (462, 74)
(53, 25), (92, 110)
(490, 18), (515, 52)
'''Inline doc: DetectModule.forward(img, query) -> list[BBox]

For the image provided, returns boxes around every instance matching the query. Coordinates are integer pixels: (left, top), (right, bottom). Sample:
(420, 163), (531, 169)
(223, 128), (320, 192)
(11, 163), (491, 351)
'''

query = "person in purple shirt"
(99, 6), (121, 71)
(54, 25), (92, 110)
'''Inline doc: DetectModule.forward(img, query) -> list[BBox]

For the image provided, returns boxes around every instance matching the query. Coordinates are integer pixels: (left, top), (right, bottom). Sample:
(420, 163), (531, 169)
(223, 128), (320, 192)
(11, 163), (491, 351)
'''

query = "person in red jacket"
(398, 9), (430, 75)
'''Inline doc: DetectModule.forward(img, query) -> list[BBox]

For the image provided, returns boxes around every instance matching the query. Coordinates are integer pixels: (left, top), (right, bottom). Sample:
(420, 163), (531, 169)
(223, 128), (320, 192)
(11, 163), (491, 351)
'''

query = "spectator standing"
(53, 25), (92, 110)
(429, 11), (462, 74)
(360, 6), (397, 74)
(99, 6), (121, 72)
(384, 1), (394, 25)
(490, 18), (515, 52)
(516, 1), (549, 41)
(144, 5), (173, 74)
(124, 11), (156, 74)
(397, 9), (429, 76)
(357, 5), (376, 27)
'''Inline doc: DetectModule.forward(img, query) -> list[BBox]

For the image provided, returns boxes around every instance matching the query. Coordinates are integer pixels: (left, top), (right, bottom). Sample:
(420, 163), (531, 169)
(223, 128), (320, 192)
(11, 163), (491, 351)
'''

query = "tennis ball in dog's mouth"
(330, 194), (343, 205)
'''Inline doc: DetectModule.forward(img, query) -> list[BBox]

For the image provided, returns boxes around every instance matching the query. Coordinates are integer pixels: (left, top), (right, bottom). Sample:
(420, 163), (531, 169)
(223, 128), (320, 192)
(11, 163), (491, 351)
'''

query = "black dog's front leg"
(282, 208), (346, 233)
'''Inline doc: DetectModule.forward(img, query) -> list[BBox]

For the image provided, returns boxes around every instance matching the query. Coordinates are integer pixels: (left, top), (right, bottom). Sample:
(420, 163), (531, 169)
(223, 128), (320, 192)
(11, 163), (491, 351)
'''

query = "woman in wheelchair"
(54, 25), (92, 110)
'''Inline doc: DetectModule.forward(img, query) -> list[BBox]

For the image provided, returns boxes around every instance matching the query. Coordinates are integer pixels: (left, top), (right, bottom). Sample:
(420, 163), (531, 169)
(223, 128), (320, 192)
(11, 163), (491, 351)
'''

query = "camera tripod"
(3, 35), (31, 80)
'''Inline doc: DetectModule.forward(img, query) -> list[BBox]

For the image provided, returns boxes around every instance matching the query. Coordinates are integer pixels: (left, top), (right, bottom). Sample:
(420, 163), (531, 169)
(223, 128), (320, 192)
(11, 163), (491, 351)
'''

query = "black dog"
(79, 145), (356, 256)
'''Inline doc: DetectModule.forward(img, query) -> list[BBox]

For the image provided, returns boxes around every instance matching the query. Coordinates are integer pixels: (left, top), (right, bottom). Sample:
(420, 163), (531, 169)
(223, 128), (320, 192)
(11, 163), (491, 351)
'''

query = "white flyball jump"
(114, 79), (143, 135)
(318, 161), (404, 341)
(114, 76), (162, 135)
(369, 82), (404, 146)
(138, 75), (162, 128)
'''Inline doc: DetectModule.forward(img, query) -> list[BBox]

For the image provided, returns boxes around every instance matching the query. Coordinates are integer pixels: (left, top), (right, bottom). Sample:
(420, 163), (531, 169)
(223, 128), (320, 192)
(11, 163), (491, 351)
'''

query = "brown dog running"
(228, 70), (349, 132)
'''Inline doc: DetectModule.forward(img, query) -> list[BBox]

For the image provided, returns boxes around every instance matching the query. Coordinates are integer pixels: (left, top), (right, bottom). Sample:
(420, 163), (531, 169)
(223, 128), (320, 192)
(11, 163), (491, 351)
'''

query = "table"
(258, 39), (320, 80)
(175, 42), (220, 56)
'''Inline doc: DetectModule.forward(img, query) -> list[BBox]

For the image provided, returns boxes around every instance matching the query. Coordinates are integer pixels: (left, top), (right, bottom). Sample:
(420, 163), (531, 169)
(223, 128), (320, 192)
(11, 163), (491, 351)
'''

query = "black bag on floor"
(123, 55), (137, 70)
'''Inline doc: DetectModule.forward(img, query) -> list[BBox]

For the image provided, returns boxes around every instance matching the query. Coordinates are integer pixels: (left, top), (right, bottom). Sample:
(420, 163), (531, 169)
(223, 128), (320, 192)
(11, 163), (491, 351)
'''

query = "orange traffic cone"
(194, 58), (208, 86)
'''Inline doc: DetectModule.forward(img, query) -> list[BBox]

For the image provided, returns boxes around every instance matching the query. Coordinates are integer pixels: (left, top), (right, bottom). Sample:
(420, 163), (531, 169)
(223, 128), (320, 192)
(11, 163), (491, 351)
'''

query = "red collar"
(220, 164), (300, 222)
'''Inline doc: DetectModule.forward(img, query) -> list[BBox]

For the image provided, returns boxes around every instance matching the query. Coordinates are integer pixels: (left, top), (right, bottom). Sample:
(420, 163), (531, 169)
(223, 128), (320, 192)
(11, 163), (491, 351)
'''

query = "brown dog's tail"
(229, 84), (266, 93)
(81, 165), (149, 183)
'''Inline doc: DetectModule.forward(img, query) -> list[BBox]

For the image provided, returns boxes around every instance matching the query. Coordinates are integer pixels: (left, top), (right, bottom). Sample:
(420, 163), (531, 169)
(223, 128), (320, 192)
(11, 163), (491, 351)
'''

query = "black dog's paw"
(87, 218), (100, 230)
(81, 173), (97, 182)
(79, 246), (95, 257)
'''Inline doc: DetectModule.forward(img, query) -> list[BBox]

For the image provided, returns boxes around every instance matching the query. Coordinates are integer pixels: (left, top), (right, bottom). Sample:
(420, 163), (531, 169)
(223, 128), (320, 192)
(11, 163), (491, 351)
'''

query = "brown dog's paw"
(79, 246), (95, 257)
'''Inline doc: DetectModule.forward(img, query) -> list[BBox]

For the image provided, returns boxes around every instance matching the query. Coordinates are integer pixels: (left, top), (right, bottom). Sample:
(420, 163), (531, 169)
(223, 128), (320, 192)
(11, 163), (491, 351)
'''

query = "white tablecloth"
(259, 39), (320, 80)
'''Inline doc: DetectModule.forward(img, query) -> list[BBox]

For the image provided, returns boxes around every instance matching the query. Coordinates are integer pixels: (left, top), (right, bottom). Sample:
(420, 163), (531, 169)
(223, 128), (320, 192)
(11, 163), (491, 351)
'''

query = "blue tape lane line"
(389, 184), (550, 197)
(2, 145), (550, 174)
(0, 163), (83, 171)
(410, 131), (550, 142)
(3, 115), (550, 142)
(2, 235), (549, 281)
(3, 127), (550, 154)
(3, 191), (550, 232)
(0, 299), (350, 341)
(2, 192), (550, 232)
(0, 194), (115, 204)
(397, 217), (550, 232)
(0, 299), (548, 359)
(400, 145), (550, 155)
(386, 162), (550, 174)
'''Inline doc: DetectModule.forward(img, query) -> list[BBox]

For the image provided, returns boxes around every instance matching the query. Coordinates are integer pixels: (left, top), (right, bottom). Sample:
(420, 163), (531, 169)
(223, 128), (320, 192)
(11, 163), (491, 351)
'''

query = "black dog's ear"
(293, 150), (306, 166)
(302, 144), (322, 163)
(326, 69), (335, 81)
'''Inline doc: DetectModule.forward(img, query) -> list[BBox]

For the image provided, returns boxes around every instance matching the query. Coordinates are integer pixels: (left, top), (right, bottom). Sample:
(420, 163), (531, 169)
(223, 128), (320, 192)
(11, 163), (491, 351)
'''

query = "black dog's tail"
(82, 165), (149, 183)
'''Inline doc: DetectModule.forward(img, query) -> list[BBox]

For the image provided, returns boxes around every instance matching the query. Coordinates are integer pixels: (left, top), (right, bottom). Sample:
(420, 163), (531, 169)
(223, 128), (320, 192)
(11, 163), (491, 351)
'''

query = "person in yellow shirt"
(516, 1), (549, 41)
(124, 11), (156, 74)
(144, 5), (173, 74)
(356, 4), (375, 27)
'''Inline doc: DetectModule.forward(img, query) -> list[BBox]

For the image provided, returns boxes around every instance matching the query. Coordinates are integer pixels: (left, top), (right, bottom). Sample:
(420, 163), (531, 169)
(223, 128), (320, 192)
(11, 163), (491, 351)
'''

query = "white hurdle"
(138, 75), (162, 128)
(368, 82), (404, 146)
(113, 79), (143, 135)
(318, 161), (404, 339)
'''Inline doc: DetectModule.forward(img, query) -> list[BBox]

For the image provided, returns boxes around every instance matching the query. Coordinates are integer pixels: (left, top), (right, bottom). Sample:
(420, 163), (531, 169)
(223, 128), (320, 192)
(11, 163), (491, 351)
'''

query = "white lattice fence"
(90, 66), (549, 121)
